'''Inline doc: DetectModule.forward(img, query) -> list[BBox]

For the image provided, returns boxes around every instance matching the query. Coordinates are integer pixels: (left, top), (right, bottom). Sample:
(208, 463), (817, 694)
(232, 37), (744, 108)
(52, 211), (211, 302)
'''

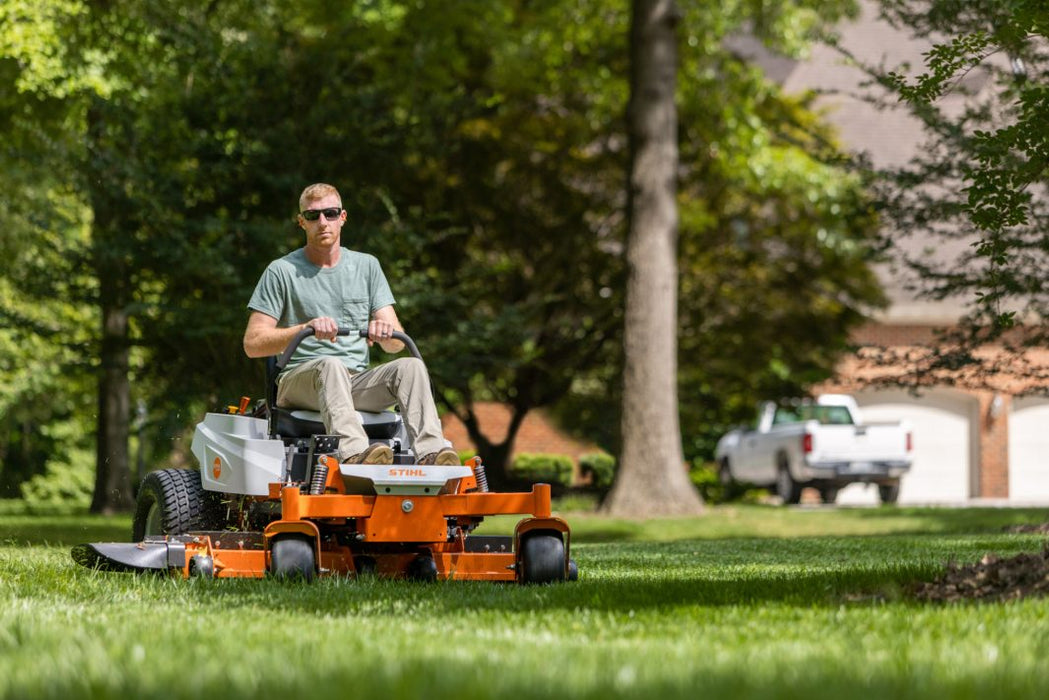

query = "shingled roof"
(727, 0), (1000, 324)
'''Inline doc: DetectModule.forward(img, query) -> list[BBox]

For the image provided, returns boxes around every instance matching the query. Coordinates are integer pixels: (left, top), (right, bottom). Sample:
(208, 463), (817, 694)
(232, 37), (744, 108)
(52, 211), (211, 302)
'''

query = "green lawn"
(2, 504), (1049, 699)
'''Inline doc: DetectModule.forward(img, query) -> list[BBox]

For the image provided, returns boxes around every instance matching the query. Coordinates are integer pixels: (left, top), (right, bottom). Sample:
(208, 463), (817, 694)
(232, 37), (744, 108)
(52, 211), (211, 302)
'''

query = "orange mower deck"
(73, 457), (573, 584)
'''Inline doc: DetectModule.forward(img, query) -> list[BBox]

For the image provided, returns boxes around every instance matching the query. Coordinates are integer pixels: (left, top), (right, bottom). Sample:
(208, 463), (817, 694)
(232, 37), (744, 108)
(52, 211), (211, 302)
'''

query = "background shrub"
(508, 453), (574, 488)
(579, 452), (616, 490)
(20, 447), (94, 513)
(690, 460), (765, 504)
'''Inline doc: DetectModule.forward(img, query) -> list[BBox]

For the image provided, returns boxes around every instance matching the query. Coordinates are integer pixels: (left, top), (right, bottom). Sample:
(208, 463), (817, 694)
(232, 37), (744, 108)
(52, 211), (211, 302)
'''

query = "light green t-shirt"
(247, 248), (396, 372)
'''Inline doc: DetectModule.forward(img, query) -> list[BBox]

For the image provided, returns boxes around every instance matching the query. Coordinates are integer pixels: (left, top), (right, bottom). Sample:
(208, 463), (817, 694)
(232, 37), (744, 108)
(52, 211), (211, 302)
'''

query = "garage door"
(838, 389), (975, 505)
(1008, 397), (1049, 502)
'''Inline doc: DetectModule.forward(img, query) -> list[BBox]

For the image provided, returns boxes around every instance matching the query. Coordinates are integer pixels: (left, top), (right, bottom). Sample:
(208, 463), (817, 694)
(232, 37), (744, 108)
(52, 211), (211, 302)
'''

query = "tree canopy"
(0, 0), (885, 508)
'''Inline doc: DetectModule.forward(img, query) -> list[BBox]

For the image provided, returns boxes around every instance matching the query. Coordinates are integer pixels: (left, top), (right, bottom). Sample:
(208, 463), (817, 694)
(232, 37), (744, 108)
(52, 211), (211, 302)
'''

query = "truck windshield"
(772, 405), (854, 426)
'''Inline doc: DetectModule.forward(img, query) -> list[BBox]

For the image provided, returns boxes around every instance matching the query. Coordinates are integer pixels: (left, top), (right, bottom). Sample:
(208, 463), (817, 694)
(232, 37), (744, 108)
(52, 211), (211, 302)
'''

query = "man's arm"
(243, 311), (341, 358)
(368, 305), (405, 354)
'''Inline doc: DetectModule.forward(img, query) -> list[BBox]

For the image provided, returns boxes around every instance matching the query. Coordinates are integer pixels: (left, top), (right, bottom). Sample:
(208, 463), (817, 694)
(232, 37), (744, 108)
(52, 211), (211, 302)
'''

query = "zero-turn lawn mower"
(72, 328), (577, 584)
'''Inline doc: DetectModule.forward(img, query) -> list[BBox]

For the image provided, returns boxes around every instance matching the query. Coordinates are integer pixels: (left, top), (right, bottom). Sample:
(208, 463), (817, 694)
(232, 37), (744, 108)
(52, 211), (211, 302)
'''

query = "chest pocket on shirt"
(341, 298), (370, 331)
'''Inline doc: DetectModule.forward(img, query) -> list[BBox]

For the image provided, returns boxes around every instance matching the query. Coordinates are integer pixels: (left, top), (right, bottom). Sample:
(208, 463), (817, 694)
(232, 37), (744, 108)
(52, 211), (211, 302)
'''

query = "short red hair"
(298, 183), (342, 211)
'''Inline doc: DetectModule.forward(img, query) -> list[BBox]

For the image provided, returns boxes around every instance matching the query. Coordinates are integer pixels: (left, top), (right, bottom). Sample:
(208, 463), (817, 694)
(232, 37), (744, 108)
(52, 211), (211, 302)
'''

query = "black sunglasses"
(301, 207), (343, 221)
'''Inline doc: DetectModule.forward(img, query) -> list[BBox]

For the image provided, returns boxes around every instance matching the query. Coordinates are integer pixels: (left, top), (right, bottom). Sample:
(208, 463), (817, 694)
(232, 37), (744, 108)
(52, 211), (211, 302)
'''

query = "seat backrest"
(265, 356), (281, 437)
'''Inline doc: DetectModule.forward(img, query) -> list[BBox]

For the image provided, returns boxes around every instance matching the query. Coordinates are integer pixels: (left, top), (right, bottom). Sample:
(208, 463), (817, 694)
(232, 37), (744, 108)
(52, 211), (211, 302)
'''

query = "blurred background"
(1, 0), (1045, 512)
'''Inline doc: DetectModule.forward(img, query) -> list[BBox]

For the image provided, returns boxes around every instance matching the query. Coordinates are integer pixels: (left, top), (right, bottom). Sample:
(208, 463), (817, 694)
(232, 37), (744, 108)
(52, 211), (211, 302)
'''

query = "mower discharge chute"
(72, 328), (577, 584)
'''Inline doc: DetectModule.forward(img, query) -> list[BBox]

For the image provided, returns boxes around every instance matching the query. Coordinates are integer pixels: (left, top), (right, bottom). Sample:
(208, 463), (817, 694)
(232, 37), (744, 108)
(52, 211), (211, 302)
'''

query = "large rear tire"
(132, 469), (219, 541)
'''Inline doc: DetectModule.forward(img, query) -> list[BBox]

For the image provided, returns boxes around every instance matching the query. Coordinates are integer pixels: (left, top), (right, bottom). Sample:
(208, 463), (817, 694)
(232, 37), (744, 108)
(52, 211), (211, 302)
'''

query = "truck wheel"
(819, 486), (840, 504)
(132, 469), (219, 541)
(270, 535), (316, 581)
(776, 458), (802, 505)
(878, 482), (900, 505)
(519, 533), (566, 584)
(718, 459), (734, 487)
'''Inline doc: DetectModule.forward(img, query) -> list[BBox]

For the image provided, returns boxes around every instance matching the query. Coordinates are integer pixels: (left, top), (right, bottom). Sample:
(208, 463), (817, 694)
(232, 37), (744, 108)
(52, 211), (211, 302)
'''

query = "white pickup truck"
(714, 394), (912, 504)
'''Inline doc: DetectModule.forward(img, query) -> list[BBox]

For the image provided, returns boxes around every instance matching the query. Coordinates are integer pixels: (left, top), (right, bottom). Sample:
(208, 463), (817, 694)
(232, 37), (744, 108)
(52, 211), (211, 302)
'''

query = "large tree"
(550, 1), (885, 466)
(390, 0), (880, 484)
(603, 0), (702, 516)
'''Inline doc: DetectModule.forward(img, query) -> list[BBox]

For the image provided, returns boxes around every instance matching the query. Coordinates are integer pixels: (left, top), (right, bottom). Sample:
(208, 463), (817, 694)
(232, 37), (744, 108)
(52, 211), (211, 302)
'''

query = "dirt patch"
(1005, 523), (1049, 534)
(913, 546), (1049, 602)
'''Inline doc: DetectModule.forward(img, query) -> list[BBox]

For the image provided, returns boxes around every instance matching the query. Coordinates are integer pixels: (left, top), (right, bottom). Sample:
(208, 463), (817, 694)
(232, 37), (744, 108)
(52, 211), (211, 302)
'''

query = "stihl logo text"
(388, 468), (426, 477)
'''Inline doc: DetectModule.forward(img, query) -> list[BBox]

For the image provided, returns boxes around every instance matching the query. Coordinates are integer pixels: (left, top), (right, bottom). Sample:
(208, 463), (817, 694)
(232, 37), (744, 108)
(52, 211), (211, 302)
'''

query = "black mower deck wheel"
(520, 533), (566, 584)
(269, 535), (317, 581)
(189, 554), (214, 579)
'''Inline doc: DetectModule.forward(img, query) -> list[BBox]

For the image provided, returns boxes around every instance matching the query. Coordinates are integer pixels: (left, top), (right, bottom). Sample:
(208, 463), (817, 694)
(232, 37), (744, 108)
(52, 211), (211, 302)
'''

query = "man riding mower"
(73, 328), (577, 584)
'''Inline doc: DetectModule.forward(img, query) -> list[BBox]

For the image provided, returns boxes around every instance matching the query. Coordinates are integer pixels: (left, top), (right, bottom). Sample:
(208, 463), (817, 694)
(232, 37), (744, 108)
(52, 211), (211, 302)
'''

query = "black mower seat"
(271, 406), (402, 440)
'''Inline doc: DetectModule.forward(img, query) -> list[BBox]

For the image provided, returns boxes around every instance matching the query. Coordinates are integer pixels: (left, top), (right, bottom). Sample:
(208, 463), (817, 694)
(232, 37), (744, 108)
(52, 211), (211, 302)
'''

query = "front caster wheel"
(520, 533), (566, 584)
(270, 536), (316, 581)
(406, 554), (438, 582)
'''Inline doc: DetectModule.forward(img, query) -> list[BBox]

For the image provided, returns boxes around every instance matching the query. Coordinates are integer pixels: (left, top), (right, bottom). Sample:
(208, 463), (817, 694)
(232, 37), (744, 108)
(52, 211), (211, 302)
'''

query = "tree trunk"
(88, 97), (135, 514)
(91, 298), (134, 513)
(603, 0), (703, 516)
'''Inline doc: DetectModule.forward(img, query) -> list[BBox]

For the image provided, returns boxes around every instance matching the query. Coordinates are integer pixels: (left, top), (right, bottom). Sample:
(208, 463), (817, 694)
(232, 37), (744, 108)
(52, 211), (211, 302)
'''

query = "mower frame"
(73, 328), (575, 584)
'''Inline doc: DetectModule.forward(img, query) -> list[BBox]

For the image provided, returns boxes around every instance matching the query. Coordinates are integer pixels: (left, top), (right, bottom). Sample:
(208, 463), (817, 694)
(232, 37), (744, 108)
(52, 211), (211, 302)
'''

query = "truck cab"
(716, 394), (912, 504)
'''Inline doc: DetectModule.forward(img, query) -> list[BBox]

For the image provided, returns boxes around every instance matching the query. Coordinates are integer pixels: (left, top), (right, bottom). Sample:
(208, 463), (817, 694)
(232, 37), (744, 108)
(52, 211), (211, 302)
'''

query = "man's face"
(298, 193), (346, 247)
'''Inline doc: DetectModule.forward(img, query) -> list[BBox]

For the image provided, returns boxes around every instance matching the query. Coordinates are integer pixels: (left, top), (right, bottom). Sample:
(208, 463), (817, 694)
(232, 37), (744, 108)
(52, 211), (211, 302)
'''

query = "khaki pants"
(276, 356), (447, 462)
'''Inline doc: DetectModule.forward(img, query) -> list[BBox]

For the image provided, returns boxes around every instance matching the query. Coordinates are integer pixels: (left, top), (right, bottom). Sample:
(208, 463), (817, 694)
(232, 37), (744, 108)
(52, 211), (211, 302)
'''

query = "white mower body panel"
(339, 464), (475, 495)
(192, 413), (286, 496)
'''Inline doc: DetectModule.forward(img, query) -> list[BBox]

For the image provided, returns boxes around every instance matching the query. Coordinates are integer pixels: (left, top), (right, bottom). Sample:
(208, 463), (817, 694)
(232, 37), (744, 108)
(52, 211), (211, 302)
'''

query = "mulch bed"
(1006, 523), (1049, 534)
(912, 545), (1049, 602)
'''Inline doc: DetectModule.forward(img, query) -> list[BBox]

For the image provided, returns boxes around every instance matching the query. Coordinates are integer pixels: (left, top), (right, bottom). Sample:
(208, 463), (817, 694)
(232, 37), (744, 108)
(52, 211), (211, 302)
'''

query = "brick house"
(440, 402), (607, 483)
(736, 1), (1049, 504)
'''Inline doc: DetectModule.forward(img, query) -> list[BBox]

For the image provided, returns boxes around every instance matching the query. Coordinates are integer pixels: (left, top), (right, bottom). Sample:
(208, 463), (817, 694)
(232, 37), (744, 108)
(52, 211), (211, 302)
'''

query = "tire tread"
(132, 469), (219, 540)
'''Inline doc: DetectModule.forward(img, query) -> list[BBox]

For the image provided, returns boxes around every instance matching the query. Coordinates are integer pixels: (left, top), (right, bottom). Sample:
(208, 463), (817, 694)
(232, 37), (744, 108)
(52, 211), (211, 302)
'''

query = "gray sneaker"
(343, 443), (394, 465)
(418, 448), (460, 466)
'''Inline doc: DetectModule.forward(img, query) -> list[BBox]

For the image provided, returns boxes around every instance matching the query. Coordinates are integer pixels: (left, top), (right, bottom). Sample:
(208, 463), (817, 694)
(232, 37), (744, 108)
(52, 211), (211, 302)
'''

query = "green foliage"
(851, 0), (1049, 381)
(676, 12), (886, 456)
(0, 274), (95, 496)
(0, 0), (887, 504)
(508, 452), (574, 488)
(688, 461), (723, 503)
(578, 452), (616, 490)
(688, 460), (766, 505)
(555, 0), (885, 460)
(18, 439), (94, 513)
(4, 411), (94, 509)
